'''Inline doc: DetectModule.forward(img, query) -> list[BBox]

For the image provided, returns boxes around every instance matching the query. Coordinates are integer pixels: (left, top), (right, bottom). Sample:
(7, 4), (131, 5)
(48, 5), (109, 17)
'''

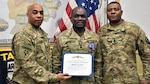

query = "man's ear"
(26, 12), (29, 17)
(121, 10), (123, 15)
(70, 17), (73, 23)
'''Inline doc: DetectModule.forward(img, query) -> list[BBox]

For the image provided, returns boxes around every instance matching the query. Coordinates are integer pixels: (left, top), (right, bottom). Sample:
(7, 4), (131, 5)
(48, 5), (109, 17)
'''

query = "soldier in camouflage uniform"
(52, 7), (102, 84)
(11, 3), (71, 84)
(98, 1), (150, 84)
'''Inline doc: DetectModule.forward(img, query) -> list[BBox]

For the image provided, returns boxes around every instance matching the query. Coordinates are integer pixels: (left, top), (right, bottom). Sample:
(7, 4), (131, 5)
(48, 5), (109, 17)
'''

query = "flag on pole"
(54, 0), (101, 42)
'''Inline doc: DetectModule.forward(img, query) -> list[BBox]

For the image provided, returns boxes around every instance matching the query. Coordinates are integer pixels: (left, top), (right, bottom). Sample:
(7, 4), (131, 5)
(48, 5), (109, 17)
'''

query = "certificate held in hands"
(62, 52), (94, 77)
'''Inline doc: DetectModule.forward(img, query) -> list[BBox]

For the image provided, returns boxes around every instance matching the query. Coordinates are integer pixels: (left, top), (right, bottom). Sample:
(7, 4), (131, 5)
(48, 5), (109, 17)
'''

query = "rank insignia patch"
(23, 50), (29, 57)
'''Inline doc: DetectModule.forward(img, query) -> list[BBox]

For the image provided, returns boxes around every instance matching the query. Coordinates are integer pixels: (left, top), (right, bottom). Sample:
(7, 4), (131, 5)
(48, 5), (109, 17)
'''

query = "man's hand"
(140, 79), (148, 84)
(57, 73), (72, 81)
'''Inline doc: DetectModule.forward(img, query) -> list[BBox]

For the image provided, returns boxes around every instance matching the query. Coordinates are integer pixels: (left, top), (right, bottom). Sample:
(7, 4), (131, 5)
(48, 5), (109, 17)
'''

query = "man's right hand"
(57, 73), (72, 81)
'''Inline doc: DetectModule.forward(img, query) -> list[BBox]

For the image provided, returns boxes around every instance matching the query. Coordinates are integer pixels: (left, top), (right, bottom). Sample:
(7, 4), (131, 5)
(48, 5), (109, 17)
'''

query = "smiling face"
(71, 7), (87, 32)
(27, 3), (44, 28)
(107, 2), (123, 24)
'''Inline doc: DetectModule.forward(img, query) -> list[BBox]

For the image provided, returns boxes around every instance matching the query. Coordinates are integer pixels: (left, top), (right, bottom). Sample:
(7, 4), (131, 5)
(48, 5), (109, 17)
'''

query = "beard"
(108, 16), (122, 24)
(73, 24), (85, 32)
(73, 21), (86, 29)
(110, 19), (121, 24)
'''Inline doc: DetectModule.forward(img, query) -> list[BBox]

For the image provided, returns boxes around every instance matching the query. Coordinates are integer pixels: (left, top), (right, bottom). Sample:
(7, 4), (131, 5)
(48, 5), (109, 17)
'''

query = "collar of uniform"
(107, 20), (126, 32)
(70, 28), (92, 40)
(26, 23), (40, 30)
(26, 23), (48, 36)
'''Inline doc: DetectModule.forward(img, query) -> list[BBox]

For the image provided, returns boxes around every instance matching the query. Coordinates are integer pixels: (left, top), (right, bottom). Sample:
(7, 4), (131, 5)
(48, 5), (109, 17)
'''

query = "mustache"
(75, 21), (86, 25)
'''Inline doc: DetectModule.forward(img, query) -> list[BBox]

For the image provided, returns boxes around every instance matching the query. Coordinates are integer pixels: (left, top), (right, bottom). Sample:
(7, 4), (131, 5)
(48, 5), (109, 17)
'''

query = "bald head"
(27, 3), (44, 28)
(27, 3), (42, 14)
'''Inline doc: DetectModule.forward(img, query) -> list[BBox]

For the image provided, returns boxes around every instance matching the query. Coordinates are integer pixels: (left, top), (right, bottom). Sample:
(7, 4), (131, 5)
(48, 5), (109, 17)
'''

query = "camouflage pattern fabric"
(98, 20), (150, 84)
(52, 28), (102, 84)
(12, 24), (58, 84)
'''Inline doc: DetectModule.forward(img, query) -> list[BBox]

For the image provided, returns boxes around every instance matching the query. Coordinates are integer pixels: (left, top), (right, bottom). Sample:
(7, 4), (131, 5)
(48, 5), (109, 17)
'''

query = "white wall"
(120, 0), (150, 39)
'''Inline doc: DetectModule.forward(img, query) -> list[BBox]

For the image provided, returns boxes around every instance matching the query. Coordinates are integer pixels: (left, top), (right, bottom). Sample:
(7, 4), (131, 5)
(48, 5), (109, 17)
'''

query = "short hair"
(71, 6), (87, 17)
(108, 1), (121, 8)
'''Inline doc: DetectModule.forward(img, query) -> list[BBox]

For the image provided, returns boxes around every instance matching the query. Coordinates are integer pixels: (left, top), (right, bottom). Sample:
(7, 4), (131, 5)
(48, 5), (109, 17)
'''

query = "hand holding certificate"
(62, 53), (94, 77)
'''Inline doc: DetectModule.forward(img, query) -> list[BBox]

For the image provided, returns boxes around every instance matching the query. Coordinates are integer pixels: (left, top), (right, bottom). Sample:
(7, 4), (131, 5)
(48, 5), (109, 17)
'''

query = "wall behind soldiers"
(120, 0), (150, 40)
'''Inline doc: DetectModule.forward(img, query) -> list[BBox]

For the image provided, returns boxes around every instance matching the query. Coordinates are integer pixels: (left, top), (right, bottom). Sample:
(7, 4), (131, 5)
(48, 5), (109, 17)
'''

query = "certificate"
(62, 52), (94, 77)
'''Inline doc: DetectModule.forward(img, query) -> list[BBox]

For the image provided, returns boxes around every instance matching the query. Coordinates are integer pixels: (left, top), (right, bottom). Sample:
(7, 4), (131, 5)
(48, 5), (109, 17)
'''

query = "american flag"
(54, 0), (101, 42)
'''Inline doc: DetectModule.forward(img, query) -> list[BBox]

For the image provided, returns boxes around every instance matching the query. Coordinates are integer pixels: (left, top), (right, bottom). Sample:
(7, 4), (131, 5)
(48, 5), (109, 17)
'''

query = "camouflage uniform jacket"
(12, 24), (58, 84)
(52, 28), (102, 84)
(98, 20), (150, 84)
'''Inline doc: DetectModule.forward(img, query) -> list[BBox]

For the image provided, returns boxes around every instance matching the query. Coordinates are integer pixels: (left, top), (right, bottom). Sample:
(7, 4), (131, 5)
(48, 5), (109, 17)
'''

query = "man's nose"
(111, 10), (116, 14)
(37, 12), (43, 17)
